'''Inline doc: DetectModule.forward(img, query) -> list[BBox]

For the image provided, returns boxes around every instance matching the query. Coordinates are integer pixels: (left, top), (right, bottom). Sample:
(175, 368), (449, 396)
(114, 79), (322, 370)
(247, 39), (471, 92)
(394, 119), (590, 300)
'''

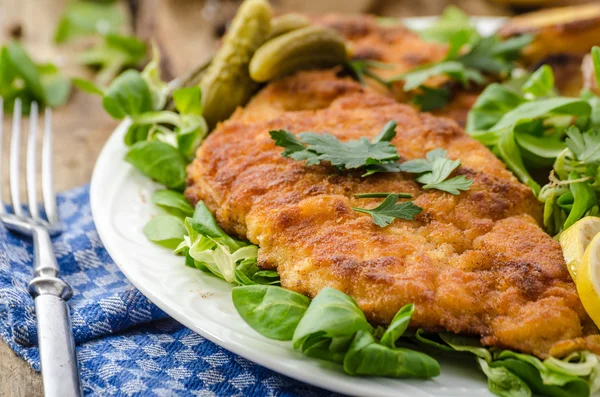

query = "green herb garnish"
(412, 86), (452, 111)
(467, 63), (596, 196)
(151, 190), (195, 218)
(270, 120), (401, 176)
(398, 149), (473, 194)
(345, 59), (393, 88)
(538, 127), (600, 235)
(142, 215), (187, 249)
(77, 45), (208, 175)
(352, 194), (422, 227)
(388, 7), (531, 112)
(232, 285), (310, 341)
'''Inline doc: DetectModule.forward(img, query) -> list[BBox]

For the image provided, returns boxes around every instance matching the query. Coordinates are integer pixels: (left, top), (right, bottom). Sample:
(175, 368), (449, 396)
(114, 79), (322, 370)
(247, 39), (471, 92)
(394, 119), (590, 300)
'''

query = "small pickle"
(200, 0), (272, 128)
(267, 13), (311, 40)
(249, 26), (348, 83)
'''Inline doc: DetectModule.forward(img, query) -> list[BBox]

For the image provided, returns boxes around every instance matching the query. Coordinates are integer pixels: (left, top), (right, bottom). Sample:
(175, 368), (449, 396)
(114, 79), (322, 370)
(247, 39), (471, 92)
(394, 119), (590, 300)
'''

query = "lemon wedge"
(576, 232), (600, 327)
(559, 217), (600, 281)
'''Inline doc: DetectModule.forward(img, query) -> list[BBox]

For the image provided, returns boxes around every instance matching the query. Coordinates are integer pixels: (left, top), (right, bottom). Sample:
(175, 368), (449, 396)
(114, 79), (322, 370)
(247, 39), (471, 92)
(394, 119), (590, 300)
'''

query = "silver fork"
(0, 98), (82, 397)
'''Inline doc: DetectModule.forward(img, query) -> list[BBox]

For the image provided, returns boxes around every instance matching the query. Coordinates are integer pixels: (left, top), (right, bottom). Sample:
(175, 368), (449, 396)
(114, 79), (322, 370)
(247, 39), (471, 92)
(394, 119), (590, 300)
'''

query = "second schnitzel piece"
(186, 70), (599, 358)
(314, 14), (481, 126)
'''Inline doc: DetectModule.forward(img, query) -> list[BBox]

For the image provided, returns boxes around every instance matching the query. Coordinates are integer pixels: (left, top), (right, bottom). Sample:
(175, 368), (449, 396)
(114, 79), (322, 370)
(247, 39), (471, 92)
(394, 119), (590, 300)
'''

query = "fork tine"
(0, 97), (5, 215)
(42, 107), (58, 225)
(10, 98), (23, 217)
(27, 102), (40, 221)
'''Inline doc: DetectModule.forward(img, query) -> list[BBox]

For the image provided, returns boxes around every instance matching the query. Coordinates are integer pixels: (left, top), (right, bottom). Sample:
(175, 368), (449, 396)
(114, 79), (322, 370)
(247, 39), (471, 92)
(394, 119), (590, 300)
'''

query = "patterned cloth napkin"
(0, 185), (338, 396)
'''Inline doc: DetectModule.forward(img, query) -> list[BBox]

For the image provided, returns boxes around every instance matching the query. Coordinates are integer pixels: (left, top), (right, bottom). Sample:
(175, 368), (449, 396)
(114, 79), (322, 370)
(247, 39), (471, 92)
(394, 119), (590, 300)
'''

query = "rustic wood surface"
(0, 0), (520, 395)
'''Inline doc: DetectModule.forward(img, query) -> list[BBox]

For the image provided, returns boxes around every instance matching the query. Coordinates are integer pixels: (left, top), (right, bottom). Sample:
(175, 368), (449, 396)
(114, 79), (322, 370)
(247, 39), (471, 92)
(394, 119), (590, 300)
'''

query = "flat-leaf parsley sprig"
(398, 148), (473, 194)
(270, 120), (401, 176)
(352, 194), (422, 227)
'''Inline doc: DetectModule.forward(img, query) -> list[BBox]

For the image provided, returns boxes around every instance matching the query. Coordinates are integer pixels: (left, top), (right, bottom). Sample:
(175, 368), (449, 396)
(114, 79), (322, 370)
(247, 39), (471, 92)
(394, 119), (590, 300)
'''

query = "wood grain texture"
(0, 0), (508, 396)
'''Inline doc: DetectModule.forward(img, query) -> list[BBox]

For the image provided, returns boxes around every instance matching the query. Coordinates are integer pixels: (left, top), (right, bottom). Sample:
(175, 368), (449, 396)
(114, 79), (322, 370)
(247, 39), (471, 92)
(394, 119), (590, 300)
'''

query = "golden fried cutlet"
(186, 70), (600, 358)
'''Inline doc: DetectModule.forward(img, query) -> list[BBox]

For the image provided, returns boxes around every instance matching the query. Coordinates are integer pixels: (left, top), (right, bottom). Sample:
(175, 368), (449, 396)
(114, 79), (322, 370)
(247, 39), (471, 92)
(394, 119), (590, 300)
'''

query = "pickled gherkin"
(200, 0), (272, 128)
(249, 26), (347, 83)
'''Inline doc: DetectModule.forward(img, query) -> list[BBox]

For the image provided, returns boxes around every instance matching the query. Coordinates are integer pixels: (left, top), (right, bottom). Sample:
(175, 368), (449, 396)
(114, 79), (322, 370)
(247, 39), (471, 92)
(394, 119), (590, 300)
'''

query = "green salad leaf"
(536, 125), (600, 235)
(466, 83), (526, 134)
(352, 194), (422, 227)
(0, 42), (71, 112)
(54, 1), (123, 43)
(79, 46), (208, 185)
(479, 358), (532, 397)
(293, 288), (373, 364)
(143, 215), (186, 249)
(166, 201), (274, 286)
(142, 44), (170, 111)
(232, 285), (310, 340)
(78, 34), (147, 86)
(380, 303), (414, 348)
(415, 6), (477, 44)
(522, 65), (554, 98)
(101, 69), (153, 118)
(124, 140), (188, 190)
(414, 332), (597, 397)
(467, 64), (597, 197)
(344, 330), (440, 378)
(173, 86), (203, 116)
(151, 190), (194, 218)
(270, 121), (401, 175)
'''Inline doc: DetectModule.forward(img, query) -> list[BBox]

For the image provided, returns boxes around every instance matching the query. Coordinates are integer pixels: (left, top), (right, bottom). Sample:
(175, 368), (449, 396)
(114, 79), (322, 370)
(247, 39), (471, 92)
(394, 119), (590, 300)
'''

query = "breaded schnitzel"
(185, 70), (600, 358)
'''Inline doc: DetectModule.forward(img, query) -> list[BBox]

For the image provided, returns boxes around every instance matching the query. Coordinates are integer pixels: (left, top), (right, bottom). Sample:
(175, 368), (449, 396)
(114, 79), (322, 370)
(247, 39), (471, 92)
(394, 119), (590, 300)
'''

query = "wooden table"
(0, 0), (511, 395)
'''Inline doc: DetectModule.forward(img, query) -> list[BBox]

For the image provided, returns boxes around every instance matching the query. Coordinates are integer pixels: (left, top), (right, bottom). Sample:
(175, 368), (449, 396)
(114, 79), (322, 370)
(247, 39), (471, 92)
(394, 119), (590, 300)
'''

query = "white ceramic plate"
(92, 17), (517, 397)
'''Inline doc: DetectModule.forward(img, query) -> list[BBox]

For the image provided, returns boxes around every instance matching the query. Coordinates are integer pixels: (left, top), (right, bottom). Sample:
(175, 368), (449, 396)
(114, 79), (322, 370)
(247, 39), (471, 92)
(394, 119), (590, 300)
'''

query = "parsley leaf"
(457, 35), (531, 75)
(390, 24), (530, 94)
(345, 60), (392, 88)
(413, 86), (451, 111)
(396, 61), (482, 91)
(270, 121), (400, 174)
(269, 129), (319, 164)
(399, 149), (473, 195)
(565, 126), (600, 164)
(521, 64), (554, 98)
(352, 194), (422, 227)
(300, 132), (398, 168)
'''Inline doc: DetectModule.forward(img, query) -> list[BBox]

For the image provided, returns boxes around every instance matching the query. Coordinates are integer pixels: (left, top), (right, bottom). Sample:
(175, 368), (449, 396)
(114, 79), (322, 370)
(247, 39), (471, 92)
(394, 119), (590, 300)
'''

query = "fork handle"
(28, 225), (82, 397)
(32, 292), (82, 397)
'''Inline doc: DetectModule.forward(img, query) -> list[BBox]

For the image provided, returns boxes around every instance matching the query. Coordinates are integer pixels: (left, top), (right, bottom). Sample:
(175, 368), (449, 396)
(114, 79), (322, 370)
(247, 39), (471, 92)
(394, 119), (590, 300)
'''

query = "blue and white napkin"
(0, 185), (339, 396)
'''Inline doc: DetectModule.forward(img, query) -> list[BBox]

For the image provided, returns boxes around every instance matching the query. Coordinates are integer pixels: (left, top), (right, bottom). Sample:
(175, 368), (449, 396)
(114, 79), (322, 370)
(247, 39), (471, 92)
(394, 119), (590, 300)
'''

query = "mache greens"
(77, 47), (208, 187)
(0, 42), (71, 112)
(467, 46), (600, 235)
